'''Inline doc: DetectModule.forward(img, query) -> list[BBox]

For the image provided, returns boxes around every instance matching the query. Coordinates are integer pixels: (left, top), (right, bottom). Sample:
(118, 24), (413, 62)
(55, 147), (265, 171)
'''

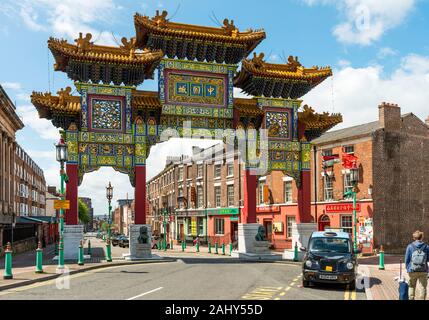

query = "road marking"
(351, 290), (356, 300)
(126, 287), (163, 300)
(0, 262), (174, 297)
(242, 286), (283, 300)
(285, 286), (291, 291)
(344, 285), (350, 300)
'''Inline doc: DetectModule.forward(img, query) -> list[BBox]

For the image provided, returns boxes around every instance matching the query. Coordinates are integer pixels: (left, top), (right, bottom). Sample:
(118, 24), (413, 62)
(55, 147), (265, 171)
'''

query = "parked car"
(118, 236), (129, 248)
(301, 231), (361, 289)
(111, 234), (122, 246)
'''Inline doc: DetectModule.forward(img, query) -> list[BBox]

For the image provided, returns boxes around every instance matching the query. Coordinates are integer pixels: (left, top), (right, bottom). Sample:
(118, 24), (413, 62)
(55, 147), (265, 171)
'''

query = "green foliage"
(78, 199), (90, 224)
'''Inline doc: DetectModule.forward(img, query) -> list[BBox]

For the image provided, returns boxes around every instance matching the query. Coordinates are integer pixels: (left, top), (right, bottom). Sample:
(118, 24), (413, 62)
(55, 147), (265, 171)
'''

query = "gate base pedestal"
(231, 223), (282, 261)
(63, 225), (84, 260)
(283, 223), (317, 261)
(124, 224), (152, 260)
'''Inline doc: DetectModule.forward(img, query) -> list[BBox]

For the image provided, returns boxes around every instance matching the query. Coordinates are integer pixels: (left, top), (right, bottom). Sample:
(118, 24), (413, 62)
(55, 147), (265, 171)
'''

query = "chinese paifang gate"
(31, 10), (342, 258)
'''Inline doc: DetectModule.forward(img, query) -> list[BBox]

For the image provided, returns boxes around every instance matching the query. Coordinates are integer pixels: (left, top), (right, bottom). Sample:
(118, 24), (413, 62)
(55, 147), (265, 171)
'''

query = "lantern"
(55, 138), (68, 163)
(106, 181), (113, 201)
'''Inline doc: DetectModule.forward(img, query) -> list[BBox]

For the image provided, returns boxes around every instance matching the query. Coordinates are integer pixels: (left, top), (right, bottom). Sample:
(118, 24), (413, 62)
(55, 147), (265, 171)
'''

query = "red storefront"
(256, 200), (374, 253)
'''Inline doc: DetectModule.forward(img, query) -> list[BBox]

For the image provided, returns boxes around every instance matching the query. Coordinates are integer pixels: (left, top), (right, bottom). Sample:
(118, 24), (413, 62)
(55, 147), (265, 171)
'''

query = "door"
(318, 215), (331, 231)
(230, 221), (238, 243)
(179, 223), (184, 241)
(264, 220), (273, 242)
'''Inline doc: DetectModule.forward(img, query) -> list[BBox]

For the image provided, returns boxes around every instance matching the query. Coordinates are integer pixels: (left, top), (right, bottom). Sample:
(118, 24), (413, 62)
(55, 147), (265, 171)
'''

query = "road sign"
(54, 199), (70, 210)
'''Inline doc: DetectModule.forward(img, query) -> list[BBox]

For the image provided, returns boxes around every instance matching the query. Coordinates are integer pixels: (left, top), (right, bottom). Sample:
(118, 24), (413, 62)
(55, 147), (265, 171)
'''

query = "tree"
(78, 199), (90, 224)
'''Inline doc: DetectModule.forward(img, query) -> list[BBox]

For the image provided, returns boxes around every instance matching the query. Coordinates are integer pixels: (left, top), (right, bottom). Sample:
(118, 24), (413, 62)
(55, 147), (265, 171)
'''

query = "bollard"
(181, 241), (185, 252)
(215, 242), (219, 254)
(229, 243), (233, 256)
(208, 242), (212, 254)
(379, 245), (385, 270)
(222, 243), (225, 255)
(170, 240), (174, 250)
(35, 241), (44, 273)
(196, 242), (200, 253)
(58, 239), (64, 269)
(55, 241), (58, 255)
(87, 239), (92, 256)
(3, 242), (13, 279)
(184, 240), (187, 249)
(157, 240), (161, 250)
(106, 239), (112, 262)
(293, 242), (299, 262)
(78, 240), (84, 266)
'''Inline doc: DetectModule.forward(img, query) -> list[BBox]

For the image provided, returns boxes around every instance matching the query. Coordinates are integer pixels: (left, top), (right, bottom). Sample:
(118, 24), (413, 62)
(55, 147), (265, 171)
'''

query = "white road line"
(126, 287), (163, 300)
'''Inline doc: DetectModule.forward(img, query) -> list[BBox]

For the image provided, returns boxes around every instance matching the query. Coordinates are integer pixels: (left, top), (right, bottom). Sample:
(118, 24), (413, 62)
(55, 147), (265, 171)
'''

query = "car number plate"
(319, 274), (338, 280)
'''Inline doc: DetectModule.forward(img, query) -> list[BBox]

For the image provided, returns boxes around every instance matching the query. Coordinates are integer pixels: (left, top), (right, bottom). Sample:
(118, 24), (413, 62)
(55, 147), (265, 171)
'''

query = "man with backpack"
(405, 230), (429, 300)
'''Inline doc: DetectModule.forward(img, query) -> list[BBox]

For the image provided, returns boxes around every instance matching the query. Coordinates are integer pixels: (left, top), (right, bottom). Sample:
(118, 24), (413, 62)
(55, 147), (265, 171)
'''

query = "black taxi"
(301, 231), (361, 289)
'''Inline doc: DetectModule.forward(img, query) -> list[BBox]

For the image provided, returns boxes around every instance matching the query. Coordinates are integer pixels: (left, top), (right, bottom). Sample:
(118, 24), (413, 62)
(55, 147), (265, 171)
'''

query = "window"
(286, 216), (296, 238)
(227, 163), (234, 176)
(196, 186), (203, 208)
(187, 165), (192, 179)
(227, 185), (234, 206)
(214, 164), (221, 178)
(324, 176), (334, 201)
(284, 181), (292, 203)
(197, 217), (204, 235)
(178, 167), (183, 181)
(215, 218), (224, 235)
(344, 145), (354, 154)
(343, 173), (353, 198)
(258, 181), (265, 205)
(197, 164), (203, 178)
(187, 218), (192, 234)
(341, 215), (353, 234)
(323, 149), (333, 156)
(214, 186), (221, 207)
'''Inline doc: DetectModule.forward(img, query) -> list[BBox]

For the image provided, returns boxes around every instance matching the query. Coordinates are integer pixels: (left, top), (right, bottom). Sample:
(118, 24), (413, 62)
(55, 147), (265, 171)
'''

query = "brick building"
(147, 144), (244, 245)
(113, 199), (134, 235)
(79, 197), (94, 232)
(0, 85), (24, 246)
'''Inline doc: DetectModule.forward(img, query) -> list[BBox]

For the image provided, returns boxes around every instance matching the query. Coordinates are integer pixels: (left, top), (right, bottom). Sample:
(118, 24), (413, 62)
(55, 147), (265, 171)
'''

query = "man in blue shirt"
(405, 230), (429, 300)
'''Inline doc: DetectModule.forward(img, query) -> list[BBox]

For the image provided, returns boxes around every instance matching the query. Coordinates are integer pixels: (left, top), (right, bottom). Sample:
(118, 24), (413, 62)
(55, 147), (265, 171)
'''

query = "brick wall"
(372, 113), (429, 253)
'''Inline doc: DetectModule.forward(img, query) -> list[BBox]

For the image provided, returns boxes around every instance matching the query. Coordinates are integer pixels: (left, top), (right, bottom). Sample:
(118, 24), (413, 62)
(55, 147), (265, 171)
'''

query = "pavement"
(2, 236), (415, 300)
(357, 254), (428, 300)
(0, 255), (365, 300)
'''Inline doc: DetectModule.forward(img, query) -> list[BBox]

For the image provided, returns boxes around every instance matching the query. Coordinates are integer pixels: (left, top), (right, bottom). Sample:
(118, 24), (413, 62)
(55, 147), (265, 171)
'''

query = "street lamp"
(345, 167), (359, 252)
(55, 137), (68, 269)
(105, 181), (113, 262)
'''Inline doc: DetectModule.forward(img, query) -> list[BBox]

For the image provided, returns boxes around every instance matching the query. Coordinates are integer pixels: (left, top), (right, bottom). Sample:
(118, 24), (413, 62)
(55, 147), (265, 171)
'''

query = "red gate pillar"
(297, 171), (312, 223)
(297, 122), (313, 223)
(134, 166), (146, 224)
(65, 163), (78, 225)
(242, 169), (257, 223)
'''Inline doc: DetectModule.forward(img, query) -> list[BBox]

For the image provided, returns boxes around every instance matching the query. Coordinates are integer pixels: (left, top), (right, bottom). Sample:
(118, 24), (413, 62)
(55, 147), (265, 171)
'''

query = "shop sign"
(230, 216), (239, 221)
(175, 210), (206, 217)
(207, 208), (239, 215)
(191, 217), (197, 236)
(256, 206), (280, 213)
(326, 203), (361, 213)
(54, 200), (70, 210)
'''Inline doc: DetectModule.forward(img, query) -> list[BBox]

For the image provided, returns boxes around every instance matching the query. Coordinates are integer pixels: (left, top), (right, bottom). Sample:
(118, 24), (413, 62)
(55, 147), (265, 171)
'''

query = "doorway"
(263, 220), (273, 242)
(230, 221), (238, 243)
(318, 215), (331, 231)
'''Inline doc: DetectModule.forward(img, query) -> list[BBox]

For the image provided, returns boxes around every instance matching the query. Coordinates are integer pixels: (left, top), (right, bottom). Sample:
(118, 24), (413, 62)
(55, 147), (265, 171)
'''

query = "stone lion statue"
(255, 225), (267, 241)
(137, 226), (149, 244)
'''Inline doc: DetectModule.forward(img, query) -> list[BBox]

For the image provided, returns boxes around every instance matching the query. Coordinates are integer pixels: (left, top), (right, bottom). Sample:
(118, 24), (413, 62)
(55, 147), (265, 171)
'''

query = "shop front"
(207, 207), (240, 245)
(314, 200), (374, 254)
(175, 209), (207, 244)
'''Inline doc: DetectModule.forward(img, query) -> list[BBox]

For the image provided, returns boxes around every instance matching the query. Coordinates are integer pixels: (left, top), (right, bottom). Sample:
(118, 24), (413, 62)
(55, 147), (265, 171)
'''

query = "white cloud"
(301, 0), (416, 45)
(302, 53), (429, 128)
(3, 0), (120, 45)
(1, 82), (22, 90)
(16, 105), (59, 140)
(377, 47), (398, 59)
(26, 150), (56, 160)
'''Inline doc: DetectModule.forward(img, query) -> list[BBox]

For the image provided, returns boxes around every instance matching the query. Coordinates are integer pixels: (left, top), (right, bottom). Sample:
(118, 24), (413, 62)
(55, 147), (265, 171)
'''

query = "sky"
(0, 0), (428, 215)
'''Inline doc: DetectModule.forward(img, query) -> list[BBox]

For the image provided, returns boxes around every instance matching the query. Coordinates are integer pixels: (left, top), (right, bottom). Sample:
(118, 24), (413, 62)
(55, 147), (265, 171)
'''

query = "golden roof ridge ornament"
(153, 10), (169, 27)
(57, 87), (72, 106)
(251, 52), (265, 68)
(120, 37), (137, 58)
(74, 32), (93, 53)
(222, 18), (238, 36)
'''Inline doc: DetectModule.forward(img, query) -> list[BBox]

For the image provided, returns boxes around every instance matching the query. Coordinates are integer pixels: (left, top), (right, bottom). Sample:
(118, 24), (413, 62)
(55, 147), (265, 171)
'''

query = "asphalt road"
(0, 258), (365, 300)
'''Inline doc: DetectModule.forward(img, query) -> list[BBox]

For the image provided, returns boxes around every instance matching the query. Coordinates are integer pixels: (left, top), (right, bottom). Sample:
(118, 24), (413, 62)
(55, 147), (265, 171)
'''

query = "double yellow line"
(344, 285), (356, 300)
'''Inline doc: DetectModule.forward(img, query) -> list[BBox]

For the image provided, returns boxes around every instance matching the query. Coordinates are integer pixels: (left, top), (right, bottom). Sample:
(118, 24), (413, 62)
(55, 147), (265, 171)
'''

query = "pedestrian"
(405, 230), (429, 300)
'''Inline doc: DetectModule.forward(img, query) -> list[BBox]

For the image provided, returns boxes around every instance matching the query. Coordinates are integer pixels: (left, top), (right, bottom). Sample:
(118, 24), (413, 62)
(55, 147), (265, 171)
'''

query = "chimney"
(378, 102), (401, 132)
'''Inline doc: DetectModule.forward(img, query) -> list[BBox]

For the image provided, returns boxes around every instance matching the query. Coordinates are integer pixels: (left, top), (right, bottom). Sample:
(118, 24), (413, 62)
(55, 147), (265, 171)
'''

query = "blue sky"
(1, 0), (428, 215)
